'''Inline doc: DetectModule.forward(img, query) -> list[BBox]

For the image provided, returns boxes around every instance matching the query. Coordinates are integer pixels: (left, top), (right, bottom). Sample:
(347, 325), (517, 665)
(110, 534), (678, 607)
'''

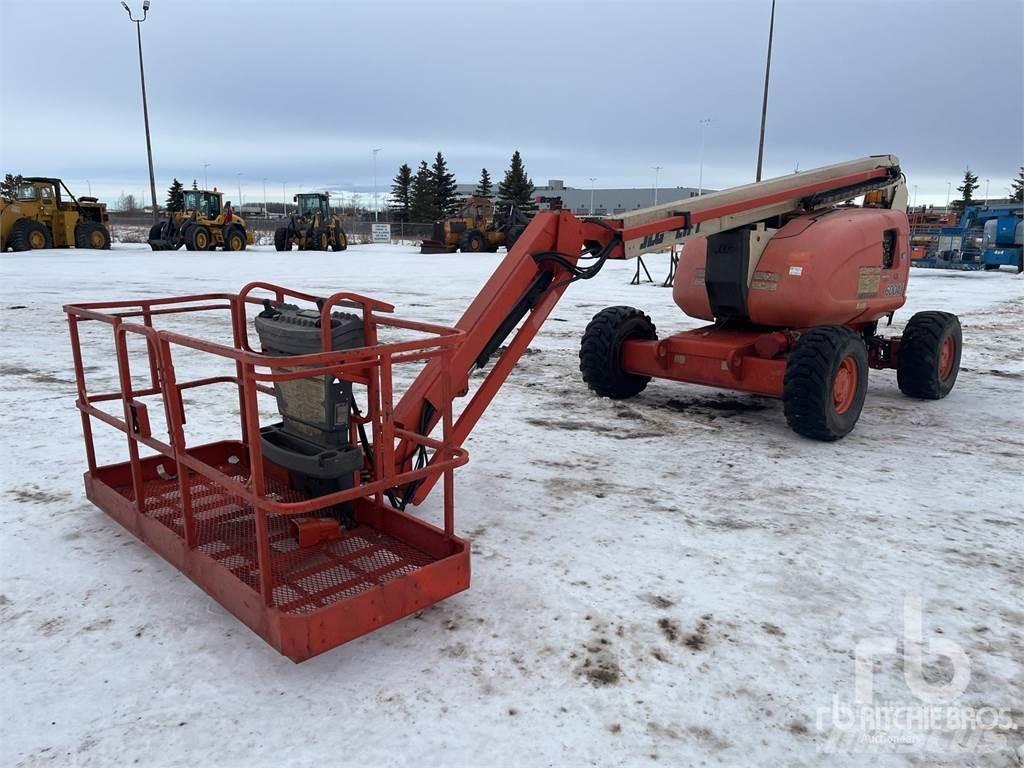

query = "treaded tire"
(459, 229), (486, 253)
(274, 227), (290, 251)
(75, 221), (110, 249)
(897, 311), (961, 399)
(332, 227), (347, 251)
(223, 225), (246, 252)
(185, 224), (211, 251)
(783, 326), (869, 441)
(10, 219), (52, 251)
(580, 306), (657, 399)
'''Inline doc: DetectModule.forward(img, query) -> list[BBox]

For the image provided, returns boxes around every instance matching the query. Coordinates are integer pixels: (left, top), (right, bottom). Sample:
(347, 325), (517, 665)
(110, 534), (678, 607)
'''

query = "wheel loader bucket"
(148, 238), (173, 251)
(420, 240), (458, 254)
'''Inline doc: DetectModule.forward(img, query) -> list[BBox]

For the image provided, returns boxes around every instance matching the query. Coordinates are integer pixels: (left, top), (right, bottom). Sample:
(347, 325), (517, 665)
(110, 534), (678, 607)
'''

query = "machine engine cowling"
(673, 208), (910, 329)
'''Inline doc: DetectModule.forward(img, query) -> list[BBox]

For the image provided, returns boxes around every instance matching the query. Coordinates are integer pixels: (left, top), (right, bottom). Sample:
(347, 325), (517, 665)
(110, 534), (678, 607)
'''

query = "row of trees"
(952, 165), (1024, 209)
(389, 150), (536, 222)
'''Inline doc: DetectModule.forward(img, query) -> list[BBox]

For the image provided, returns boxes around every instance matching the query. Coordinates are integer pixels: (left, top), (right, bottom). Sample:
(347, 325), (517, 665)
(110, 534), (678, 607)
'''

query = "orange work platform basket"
(64, 283), (470, 662)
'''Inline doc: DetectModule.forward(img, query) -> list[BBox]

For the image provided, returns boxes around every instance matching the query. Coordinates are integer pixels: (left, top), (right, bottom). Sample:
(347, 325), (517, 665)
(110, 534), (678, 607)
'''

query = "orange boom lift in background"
(65, 155), (962, 661)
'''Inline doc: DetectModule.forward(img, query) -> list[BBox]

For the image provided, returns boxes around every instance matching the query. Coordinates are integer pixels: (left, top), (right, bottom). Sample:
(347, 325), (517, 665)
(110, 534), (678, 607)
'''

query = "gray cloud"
(1, 0), (1021, 207)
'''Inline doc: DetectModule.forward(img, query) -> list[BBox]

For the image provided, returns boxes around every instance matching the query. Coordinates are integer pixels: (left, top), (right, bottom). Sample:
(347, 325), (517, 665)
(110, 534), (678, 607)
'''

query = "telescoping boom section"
(66, 155), (946, 661)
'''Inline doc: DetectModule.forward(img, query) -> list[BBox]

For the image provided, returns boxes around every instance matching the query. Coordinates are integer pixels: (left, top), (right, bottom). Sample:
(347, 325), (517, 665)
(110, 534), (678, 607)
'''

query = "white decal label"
(788, 266), (803, 276)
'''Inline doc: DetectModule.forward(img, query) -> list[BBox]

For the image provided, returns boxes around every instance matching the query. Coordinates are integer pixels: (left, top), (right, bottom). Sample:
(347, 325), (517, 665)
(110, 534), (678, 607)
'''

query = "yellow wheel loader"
(148, 189), (254, 251)
(420, 196), (529, 254)
(274, 193), (347, 251)
(1, 177), (110, 252)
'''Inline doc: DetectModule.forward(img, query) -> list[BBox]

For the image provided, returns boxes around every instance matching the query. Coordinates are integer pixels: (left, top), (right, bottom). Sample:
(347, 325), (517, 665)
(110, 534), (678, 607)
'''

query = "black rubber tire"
(580, 306), (658, 399)
(332, 227), (347, 251)
(10, 219), (52, 251)
(310, 228), (329, 251)
(274, 227), (290, 251)
(897, 311), (962, 399)
(505, 225), (525, 251)
(459, 229), (486, 253)
(185, 224), (211, 251)
(783, 326), (869, 441)
(222, 225), (247, 252)
(75, 221), (111, 250)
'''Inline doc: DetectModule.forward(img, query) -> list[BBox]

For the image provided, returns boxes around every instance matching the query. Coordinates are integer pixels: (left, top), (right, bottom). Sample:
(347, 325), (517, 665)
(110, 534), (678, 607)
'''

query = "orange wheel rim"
(938, 335), (955, 379)
(29, 231), (45, 248)
(91, 231), (104, 247)
(832, 356), (858, 414)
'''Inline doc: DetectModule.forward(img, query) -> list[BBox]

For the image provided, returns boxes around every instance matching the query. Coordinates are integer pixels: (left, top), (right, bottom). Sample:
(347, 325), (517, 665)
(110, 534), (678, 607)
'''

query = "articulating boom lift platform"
(65, 156), (961, 660)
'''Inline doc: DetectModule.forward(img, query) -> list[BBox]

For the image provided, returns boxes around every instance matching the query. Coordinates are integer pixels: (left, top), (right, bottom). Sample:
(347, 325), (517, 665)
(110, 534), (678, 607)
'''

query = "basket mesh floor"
(118, 461), (437, 615)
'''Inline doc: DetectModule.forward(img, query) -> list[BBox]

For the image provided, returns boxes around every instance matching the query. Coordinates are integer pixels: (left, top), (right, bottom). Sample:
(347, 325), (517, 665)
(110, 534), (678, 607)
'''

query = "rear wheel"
(783, 326), (869, 441)
(313, 228), (330, 250)
(75, 221), (110, 249)
(332, 227), (347, 251)
(897, 311), (962, 399)
(185, 224), (211, 251)
(580, 306), (658, 399)
(148, 222), (164, 250)
(274, 227), (290, 251)
(460, 229), (486, 253)
(10, 219), (52, 251)
(223, 226), (246, 252)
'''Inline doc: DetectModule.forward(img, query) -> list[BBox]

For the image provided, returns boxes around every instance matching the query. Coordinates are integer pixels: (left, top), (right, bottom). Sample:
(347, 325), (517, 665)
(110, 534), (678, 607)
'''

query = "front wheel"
(579, 306), (658, 399)
(897, 311), (962, 399)
(783, 326), (869, 441)
(185, 224), (211, 251)
(333, 227), (347, 251)
(459, 229), (486, 253)
(274, 227), (290, 251)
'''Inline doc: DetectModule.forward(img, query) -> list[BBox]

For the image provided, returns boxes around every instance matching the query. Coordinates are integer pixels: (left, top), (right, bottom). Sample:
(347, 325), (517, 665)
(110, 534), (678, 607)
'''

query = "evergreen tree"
(0, 173), (24, 199)
(165, 178), (185, 212)
(410, 161), (436, 221)
(475, 168), (493, 198)
(431, 151), (460, 217)
(953, 167), (979, 210)
(496, 150), (535, 211)
(389, 163), (413, 221)
(1011, 165), (1024, 202)
(192, 179), (199, 190)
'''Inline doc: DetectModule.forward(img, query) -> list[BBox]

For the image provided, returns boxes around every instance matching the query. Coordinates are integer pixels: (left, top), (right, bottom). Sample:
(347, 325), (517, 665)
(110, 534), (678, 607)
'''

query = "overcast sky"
(1, 0), (1021, 208)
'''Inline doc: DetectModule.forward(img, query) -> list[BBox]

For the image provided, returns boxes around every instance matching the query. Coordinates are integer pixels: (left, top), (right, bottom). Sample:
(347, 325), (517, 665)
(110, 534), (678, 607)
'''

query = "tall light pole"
(945, 181), (952, 212)
(121, 1), (158, 222)
(282, 181), (287, 216)
(236, 172), (243, 208)
(698, 118), (711, 195)
(984, 178), (990, 203)
(372, 148), (382, 222)
(263, 177), (268, 217)
(203, 163), (211, 189)
(755, 0), (776, 182)
(588, 177), (597, 215)
(652, 166), (663, 205)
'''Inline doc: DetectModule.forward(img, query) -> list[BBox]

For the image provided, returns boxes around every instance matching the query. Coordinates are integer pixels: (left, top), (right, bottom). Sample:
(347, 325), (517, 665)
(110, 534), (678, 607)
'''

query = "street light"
(263, 177), (268, 217)
(203, 163), (211, 189)
(698, 118), (712, 195)
(282, 181), (287, 216)
(372, 148), (382, 222)
(236, 172), (243, 208)
(121, 1), (158, 223)
(755, 0), (776, 182)
(588, 177), (597, 215)
(946, 181), (952, 212)
(652, 166), (663, 206)
(984, 178), (990, 203)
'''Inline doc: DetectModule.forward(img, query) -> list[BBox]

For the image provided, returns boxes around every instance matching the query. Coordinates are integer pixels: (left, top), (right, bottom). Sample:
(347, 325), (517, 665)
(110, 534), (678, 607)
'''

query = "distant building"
(456, 179), (710, 215)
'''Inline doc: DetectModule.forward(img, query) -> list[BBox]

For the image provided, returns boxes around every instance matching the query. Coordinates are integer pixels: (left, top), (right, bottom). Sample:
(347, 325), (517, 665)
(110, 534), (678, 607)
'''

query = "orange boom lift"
(65, 155), (961, 660)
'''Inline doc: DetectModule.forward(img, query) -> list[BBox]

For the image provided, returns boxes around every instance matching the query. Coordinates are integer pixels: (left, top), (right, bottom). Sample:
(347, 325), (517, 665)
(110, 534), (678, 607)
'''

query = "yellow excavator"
(148, 188), (253, 251)
(1, 177), (110, 251)
(420, 196), (530, 254)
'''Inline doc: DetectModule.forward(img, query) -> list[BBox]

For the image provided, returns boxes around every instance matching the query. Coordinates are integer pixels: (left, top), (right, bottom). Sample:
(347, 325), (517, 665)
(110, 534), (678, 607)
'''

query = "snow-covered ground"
(1, 244), (1021, 767)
